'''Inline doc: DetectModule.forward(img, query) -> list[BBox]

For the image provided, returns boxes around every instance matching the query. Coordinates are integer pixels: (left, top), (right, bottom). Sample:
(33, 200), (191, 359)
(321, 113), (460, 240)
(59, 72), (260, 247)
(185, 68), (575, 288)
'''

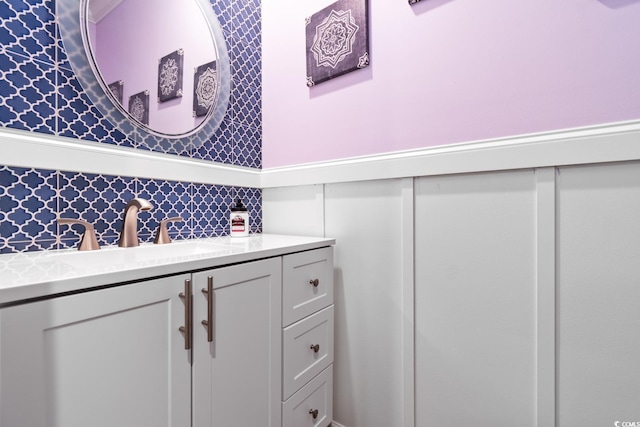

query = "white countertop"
(0, 234), (335, 306)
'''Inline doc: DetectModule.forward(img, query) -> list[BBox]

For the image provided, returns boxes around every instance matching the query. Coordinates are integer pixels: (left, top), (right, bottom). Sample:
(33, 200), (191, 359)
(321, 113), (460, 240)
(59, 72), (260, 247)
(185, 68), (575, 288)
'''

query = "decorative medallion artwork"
(193, 61), (218, 117)
(128, 90), (150, 125)
(108, 80), (124, 105)
(305, 0), (369, 87)
(157, 49), (184, 103)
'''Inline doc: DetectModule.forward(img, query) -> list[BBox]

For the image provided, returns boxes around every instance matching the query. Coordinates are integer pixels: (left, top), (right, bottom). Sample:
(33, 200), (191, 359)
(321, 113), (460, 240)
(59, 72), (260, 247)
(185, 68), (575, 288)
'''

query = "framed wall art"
(158, 48), (184, 103)
(128, 90), (150, 125)
(193, 60), (218, 117)
(305, 0), (369, 87)
(108, 80), (124, 105)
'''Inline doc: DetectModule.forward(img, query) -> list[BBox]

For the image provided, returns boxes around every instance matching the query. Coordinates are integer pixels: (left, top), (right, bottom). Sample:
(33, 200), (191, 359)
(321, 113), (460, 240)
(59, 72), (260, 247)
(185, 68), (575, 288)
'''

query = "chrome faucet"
(118, 198), (153, 247)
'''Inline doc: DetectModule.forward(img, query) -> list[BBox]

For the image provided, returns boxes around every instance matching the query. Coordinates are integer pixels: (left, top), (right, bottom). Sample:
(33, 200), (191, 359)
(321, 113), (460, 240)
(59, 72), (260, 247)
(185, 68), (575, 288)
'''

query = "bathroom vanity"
(0, 234), (334, 427)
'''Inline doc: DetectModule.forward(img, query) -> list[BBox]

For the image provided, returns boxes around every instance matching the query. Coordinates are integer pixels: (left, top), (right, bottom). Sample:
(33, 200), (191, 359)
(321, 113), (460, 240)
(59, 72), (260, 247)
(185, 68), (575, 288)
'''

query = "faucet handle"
(57, 218), (101, 251)
(154, 216), (184, 245)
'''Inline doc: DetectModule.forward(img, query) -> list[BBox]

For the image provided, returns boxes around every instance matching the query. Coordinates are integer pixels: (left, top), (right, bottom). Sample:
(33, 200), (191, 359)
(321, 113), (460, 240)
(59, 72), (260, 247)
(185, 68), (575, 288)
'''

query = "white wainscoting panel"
(263, 185), (325, 237)
(324, 180), (406, 427)
(556, 161), (640, 426)
(414, 170), (538, 426)
(262, 160), (640, 427)
(535, 167), (557, 427)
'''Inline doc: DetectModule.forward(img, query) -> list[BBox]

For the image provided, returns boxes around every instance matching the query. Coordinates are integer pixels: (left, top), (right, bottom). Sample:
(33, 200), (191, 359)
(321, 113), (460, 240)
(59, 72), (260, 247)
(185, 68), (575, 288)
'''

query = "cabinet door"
(0, 274), (191, 427)
(192, 257), (282, 427)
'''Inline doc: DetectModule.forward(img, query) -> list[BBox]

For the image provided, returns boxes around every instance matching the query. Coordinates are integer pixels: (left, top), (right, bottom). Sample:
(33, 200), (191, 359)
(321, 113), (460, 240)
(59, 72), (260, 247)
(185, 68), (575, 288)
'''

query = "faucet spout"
(118, 198), (153, 247)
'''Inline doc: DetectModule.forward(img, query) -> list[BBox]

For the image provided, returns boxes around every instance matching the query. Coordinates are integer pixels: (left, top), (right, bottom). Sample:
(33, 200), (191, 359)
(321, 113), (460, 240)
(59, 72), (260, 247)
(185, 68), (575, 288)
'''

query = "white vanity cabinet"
(281, 247), (334, 427)
(0, 274), (192, 427)
(0, 236), (335, 427)
(191, 257), (282, 427)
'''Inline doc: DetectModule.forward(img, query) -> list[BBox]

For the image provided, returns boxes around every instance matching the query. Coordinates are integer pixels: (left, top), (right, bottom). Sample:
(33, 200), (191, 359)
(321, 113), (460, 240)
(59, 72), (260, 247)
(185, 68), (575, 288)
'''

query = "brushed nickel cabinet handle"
(178, 279), (192, 350)
(309, 279), (319, 287)
(309, 409), (319, 419)
(201, 276), (214, 343)
(310, 344), (320, 353)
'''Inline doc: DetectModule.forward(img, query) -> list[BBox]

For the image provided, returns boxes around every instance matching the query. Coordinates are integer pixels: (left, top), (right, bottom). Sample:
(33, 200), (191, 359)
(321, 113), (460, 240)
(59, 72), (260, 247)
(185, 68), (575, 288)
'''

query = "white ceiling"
(87, 0), (125, 23)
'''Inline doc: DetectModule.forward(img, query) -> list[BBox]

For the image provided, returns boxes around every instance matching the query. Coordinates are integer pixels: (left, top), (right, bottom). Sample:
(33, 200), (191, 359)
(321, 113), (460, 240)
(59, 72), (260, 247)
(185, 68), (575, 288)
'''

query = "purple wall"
(92, 0), (214, 134)
(262, 0), (640, 168)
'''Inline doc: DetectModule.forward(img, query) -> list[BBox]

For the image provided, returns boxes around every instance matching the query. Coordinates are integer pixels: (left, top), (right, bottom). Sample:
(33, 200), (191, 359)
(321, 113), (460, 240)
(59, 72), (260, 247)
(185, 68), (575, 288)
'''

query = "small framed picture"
(306, 0), (369, 87)
(128, 90), (150, 125)
(108, 80), (124, 105)
(193, 60), (218, 117)
(158, 49), (184, 102)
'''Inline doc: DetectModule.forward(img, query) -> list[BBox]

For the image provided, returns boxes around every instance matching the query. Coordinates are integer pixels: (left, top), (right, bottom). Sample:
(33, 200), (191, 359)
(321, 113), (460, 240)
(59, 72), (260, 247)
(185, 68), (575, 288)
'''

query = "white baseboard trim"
(1, 127), (261, 188)
(261, 119), (640, 187)
(331, 422), (347, 427)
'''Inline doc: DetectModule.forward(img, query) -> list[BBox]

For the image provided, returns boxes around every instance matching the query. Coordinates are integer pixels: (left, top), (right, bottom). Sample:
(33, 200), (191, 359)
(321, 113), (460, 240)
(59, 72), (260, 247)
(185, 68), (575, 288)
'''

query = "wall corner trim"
(260, 120), (640, 187)
(0, 127), (261, 188)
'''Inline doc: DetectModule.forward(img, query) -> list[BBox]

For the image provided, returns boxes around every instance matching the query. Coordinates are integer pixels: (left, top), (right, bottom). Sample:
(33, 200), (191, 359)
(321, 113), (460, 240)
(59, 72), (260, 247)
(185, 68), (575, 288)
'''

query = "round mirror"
(57, 0), (230, 151)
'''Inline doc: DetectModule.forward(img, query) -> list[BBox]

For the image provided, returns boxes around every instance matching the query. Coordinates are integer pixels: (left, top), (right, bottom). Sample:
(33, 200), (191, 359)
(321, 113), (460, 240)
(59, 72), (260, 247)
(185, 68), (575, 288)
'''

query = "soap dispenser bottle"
(230, 199), (249, 237)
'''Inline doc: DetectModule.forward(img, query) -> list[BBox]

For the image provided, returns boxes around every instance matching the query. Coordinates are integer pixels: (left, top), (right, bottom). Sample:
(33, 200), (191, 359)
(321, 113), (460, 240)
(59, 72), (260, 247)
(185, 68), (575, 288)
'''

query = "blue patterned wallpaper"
(0, 0), (262, 253)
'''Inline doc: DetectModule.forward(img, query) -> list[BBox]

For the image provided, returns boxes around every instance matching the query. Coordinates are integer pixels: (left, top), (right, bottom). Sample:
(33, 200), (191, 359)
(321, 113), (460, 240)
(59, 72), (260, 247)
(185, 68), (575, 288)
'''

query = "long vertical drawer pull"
(201, 276), (214, 342)
(178, 279), (192, 350)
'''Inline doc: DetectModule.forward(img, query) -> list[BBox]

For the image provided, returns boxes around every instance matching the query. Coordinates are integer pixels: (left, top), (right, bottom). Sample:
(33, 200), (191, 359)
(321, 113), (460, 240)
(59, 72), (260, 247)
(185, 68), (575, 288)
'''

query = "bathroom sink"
(46, 240), (238, 271)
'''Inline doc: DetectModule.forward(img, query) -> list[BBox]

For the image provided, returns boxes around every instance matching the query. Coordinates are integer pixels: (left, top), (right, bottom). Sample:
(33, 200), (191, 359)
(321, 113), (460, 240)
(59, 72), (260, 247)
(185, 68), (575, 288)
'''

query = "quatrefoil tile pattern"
(211, 0), (233, 36)
(234, 186), (262, 234)
(136, 178), (193, 242)
(192, 183), (232, 238)
(230, 35), (261, 92)
(57, 65), (134, 147)
(0, 0), (56, 65)
(0, 49), (56, 134)
(0, 166), (58, 254)
(231, 80), (261, 130)
(234, 123), (262, 169)
(58, 172), (136, 248)
(233, 0), (261, 49)
(0, 166), (262, 253)
(193, 118), (234, 163)
(1, 0), (262, 167)
(1, 0), (263, 253)
(55, 25), (71, 70)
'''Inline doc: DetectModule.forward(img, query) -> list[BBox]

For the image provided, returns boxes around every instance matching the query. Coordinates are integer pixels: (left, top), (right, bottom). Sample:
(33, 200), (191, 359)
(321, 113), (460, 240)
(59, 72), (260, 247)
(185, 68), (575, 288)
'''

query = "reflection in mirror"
(86, 0), (216, 135)
(57, 0), (230, 151)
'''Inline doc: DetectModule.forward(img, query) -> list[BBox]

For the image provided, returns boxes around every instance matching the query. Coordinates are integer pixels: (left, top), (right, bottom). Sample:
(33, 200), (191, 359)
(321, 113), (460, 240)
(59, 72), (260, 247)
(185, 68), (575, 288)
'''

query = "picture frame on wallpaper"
(128, 90), (150, 125)
(108, 80), (124, 105)
(305, 0), (370, 87)
(158, 48), (184, 103)
(193, 60), (218, 118)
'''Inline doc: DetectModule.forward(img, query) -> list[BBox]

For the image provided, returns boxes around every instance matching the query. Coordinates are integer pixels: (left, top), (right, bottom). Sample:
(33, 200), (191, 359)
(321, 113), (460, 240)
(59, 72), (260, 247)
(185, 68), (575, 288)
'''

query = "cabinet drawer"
(283, 365), (333, 427)
(283, 247), (333, 327)
(283, 305), (334, 400)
